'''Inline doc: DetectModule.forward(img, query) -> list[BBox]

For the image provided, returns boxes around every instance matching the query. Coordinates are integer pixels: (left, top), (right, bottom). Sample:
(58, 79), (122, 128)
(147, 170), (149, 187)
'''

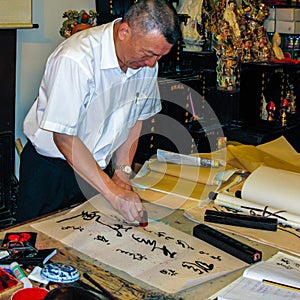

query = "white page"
(243, 261), (300, 289)
(217, 276), (300, 300)
(211, 252), (300, 300)
(267, 251), (300, 273)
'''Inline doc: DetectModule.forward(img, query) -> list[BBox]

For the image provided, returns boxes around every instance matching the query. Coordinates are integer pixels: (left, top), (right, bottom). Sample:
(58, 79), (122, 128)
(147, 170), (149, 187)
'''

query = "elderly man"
(17, 0), (180, 223)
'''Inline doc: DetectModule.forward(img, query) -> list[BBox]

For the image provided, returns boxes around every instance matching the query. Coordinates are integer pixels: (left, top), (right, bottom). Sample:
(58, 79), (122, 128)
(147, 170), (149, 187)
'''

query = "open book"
(212, 251), (300, 300)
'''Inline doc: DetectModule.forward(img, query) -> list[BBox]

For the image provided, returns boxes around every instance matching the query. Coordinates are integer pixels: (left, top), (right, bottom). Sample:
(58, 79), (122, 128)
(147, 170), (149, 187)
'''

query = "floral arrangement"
(59, 9), (98, 38)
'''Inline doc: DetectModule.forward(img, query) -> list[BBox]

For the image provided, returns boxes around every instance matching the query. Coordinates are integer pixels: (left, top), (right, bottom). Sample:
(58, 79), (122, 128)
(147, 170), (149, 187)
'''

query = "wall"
(15, 0), (96, 177)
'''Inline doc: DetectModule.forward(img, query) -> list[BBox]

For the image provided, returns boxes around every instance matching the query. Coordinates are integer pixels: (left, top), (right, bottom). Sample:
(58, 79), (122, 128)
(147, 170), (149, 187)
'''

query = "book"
(1, 232), (37, 249)
(211, 251), (300, 300)
(0, 248), (57, 266)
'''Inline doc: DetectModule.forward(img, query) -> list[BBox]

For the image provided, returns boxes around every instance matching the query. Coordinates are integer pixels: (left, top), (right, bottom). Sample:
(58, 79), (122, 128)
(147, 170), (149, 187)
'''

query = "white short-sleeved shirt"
(24, 19), (161, 168)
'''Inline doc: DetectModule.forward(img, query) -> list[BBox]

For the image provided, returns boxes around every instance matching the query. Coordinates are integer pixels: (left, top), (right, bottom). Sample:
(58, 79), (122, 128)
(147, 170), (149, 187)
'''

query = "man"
(17, 0), (180, 223)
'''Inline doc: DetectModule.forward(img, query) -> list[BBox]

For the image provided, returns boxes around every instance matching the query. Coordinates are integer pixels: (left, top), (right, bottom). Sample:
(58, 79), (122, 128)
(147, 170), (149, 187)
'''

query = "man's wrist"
(114, 165), (133, 176)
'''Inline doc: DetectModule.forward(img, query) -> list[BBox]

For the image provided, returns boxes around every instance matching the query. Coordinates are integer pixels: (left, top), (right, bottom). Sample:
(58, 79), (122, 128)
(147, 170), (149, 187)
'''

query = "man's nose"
(145, 56), (161, 67)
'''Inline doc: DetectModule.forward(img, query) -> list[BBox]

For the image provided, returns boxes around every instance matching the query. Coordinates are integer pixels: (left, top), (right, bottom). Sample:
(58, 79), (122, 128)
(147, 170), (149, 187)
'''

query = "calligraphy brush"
(71, 280), (105, 298)
(83, 272), (119, 300)
(144, 292), (184, 300)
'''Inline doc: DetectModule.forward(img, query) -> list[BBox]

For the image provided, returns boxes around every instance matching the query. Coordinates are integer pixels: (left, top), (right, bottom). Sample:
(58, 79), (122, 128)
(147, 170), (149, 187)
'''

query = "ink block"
(193, 224), (262, 264)
(204, 209), (278, 231)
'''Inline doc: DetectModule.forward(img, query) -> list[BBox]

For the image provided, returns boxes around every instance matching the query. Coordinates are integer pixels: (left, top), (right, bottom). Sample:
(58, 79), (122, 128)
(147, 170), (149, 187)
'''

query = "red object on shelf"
(269, 58), (300, 64)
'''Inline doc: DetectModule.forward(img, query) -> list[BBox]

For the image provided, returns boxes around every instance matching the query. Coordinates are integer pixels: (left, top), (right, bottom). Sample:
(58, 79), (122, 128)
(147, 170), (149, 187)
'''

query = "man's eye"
(142, 50), (154, 58)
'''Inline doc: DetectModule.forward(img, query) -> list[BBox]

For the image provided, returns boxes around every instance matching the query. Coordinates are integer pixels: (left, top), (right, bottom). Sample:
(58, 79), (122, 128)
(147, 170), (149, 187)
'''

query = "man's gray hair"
(123, 0), (180, 45)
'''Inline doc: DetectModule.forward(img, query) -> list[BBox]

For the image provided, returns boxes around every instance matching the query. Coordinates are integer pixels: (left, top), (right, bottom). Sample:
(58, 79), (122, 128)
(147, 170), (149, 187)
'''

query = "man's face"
(122, 26), (173, 69)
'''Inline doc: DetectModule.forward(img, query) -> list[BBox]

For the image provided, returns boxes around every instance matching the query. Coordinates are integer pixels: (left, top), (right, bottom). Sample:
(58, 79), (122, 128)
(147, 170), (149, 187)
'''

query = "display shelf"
(239, 62), (300, 128)
(281, 34), (300, 59)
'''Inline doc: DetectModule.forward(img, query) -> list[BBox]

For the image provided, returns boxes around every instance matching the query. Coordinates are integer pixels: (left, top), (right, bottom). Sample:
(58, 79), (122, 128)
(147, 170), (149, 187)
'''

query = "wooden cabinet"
(226, 62), (300, 151)
(0, 30), (17, 228)
(0, 133), (18, 228)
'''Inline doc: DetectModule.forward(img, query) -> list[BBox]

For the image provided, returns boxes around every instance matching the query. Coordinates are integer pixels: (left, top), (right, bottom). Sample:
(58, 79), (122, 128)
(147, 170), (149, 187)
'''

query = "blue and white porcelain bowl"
(41, 262), (80, 283)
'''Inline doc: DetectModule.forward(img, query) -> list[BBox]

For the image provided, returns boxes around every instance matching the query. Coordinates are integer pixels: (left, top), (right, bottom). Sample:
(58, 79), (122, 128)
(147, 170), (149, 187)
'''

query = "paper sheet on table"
(135, 189), (203, 210)
(133, 136), (300, 211)
(31, 194), (247, 294)
(148, 158), (224, 185)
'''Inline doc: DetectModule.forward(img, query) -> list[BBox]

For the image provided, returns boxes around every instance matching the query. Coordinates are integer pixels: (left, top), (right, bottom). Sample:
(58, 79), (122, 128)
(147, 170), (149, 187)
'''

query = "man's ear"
(118, 22), (131, 41)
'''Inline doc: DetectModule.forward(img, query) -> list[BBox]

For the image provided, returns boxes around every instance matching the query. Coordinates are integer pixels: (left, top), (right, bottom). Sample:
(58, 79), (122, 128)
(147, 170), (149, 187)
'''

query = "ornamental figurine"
(279, 98), (289, 126)
(272, 32), (285, 60)
(59, 9), (98, 39)
(223, 0), (241, 39)
(254, 26), (273, 61)
(241, 35), (256, 62)
(213, 21), (239, 91)
(177, 0), (205, 52)
(286, 84), (297, 115)
(260, 93), (268, 120)
(266, 100), (276, 121)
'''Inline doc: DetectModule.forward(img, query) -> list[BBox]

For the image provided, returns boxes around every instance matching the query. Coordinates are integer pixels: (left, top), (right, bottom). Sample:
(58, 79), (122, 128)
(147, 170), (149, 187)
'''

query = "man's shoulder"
(50, 22), (113, 63)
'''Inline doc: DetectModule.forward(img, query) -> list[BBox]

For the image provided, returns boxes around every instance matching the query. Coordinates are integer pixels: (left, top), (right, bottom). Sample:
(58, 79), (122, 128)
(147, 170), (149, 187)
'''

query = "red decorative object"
(280, 98), (289, 108)
(266, 100), (276, 121)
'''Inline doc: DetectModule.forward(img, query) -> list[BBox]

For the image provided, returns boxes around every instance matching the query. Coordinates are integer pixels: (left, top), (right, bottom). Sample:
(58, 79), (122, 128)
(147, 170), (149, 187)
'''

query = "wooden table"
(0, 203), (279, 300)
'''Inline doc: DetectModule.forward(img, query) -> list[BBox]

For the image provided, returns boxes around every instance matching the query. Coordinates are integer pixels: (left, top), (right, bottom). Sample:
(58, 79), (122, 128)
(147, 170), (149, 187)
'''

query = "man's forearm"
(53, 132), (114, 195)
(114, 120), (142, 166)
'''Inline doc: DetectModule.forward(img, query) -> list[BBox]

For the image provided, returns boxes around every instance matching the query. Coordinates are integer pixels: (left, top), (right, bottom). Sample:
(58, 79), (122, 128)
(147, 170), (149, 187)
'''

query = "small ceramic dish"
(41, 262), (80, 283)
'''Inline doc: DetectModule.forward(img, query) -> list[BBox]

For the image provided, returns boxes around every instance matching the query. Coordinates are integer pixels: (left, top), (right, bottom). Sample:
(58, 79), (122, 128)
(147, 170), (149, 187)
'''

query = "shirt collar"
(100, 18), (141, 77)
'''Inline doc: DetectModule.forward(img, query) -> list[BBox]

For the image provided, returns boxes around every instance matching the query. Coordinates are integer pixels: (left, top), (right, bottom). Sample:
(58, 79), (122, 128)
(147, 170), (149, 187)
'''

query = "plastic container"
(11, 287), (49, 300)
(10, 262), (32, 288)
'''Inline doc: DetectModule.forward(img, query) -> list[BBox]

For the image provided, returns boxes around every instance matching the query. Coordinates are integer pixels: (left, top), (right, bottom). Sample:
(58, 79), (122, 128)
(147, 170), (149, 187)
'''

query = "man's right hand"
(104, 183), (145, 222)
